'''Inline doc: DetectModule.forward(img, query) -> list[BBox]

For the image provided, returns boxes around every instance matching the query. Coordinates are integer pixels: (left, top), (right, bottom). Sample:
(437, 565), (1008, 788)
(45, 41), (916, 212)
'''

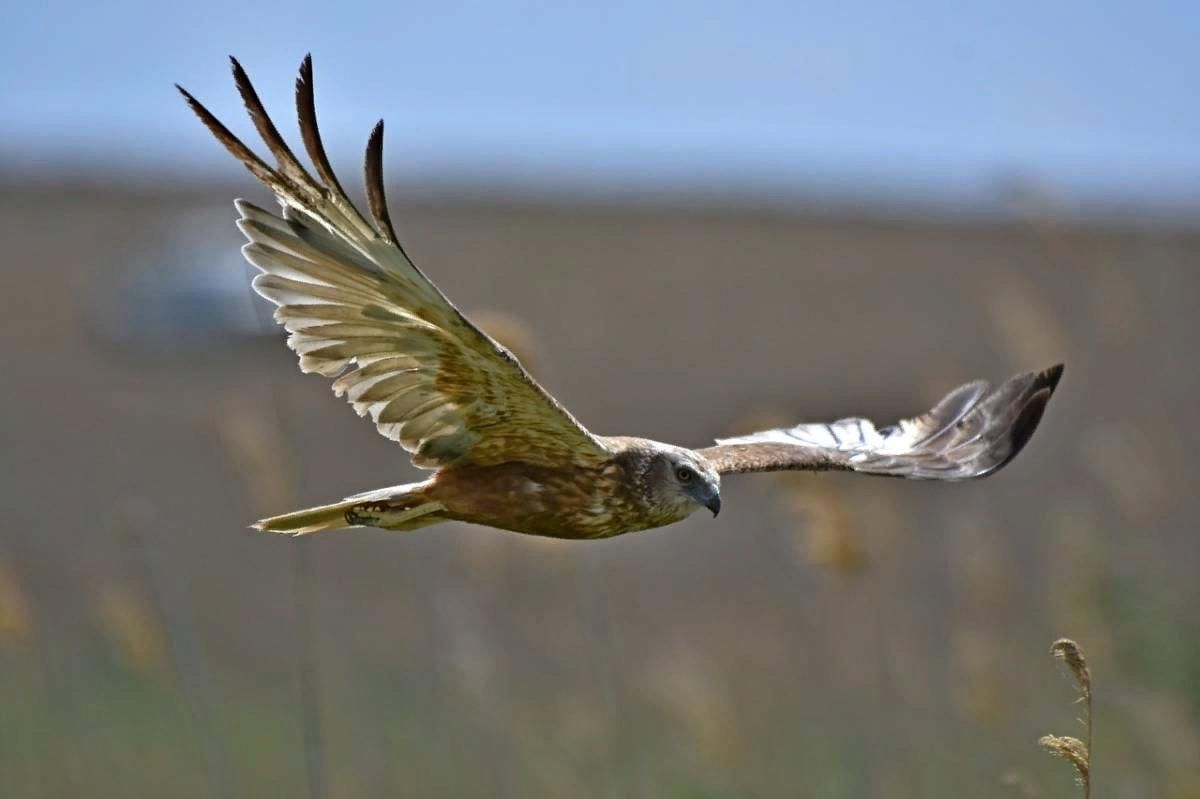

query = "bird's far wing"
(179, 56), (610, 469)
(697, 365), (1063, 479)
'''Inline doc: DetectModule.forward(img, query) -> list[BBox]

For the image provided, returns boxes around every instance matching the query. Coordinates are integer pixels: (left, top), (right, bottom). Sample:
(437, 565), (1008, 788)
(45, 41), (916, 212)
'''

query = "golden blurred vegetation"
(1, 178), (1197, 797)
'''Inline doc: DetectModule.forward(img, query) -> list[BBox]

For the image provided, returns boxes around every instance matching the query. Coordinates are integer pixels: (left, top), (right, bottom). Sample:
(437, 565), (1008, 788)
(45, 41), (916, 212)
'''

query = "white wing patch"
(717, 382), (988, 462)
(703, 371), (1061, 481)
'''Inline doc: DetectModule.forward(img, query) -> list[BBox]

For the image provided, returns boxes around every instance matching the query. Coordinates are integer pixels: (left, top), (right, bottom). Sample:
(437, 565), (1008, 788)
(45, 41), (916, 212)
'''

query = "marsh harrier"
(179, 57), (1063, 539)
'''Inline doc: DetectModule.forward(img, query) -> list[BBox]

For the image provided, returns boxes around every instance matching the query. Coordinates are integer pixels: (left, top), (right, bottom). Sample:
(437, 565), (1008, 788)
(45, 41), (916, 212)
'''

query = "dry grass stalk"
(1038, 735), (1089, 790)
(1051, 638), (1092, 703)
(783, 484), (868, 575)
(0, 558), (34, 644)
(469, 309), (542, 375)
(1040, 638), (1092, 798)
(93, 583), (169, 673)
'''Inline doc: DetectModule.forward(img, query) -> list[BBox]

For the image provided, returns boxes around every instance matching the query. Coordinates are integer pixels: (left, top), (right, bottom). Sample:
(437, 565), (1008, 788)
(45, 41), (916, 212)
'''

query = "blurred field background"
(3, 3), (1199, 798)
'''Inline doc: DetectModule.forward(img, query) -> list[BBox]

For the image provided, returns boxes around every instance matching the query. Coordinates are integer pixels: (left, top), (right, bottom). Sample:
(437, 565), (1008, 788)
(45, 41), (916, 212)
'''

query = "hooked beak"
(705, 495), (721, 518)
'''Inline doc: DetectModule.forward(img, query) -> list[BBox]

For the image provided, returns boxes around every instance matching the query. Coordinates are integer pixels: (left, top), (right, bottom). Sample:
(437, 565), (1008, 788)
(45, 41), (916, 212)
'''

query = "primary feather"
(179, 55), (610, 470)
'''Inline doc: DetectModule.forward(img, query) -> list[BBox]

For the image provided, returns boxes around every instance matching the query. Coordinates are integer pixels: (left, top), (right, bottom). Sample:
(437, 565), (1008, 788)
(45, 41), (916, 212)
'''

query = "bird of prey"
(178, 56), (1063, 539)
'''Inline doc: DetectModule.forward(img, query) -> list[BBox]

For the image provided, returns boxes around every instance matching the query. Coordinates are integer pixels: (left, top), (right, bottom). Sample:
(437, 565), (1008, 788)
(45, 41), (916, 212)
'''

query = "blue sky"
(4, 1), (1199, 212)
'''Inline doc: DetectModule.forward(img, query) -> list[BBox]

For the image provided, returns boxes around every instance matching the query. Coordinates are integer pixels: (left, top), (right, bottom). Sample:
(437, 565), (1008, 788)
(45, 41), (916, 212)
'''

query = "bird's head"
(643, 446), (722, 522)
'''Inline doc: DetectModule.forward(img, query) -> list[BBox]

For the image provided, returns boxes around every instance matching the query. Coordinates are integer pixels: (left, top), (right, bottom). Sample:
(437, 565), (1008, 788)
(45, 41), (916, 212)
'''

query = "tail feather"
(252, 499), (363, 535)
(252, 481), (442, 535)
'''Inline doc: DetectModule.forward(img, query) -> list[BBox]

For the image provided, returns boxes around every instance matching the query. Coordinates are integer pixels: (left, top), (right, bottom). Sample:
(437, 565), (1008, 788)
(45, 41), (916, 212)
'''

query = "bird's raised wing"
(179, 56), (609, 469)
(698, 365), (1062, 479)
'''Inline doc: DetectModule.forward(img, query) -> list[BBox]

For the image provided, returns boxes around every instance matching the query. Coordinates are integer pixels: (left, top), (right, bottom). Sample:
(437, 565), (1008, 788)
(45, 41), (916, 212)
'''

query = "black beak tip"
(706, 497), (721, 518)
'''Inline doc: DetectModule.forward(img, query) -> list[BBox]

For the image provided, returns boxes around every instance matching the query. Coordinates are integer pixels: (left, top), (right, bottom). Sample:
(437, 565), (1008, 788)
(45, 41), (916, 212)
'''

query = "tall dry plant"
(0, 558), (34, 645)
(1039, 638), (1093, 798)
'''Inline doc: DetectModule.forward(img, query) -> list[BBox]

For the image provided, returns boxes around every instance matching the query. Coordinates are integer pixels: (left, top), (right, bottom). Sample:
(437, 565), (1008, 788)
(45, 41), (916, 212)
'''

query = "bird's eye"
(676, 466), (693, 482)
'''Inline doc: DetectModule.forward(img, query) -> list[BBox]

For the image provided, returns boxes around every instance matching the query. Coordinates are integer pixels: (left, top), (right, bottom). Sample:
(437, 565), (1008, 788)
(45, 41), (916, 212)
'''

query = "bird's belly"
(428, 463), (646, 539)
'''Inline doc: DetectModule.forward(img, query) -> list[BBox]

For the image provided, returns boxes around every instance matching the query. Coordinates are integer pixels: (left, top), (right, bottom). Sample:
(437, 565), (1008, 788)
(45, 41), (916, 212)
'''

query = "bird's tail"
(252, 481), (445, 535)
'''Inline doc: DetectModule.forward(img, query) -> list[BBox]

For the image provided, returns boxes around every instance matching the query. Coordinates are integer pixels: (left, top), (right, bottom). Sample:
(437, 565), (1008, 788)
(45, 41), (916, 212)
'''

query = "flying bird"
(178, 56), (1063, 539)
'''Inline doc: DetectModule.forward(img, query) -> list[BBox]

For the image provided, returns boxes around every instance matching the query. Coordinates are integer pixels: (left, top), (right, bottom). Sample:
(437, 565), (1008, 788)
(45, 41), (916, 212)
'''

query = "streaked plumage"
(179, 56), (1063, 540)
